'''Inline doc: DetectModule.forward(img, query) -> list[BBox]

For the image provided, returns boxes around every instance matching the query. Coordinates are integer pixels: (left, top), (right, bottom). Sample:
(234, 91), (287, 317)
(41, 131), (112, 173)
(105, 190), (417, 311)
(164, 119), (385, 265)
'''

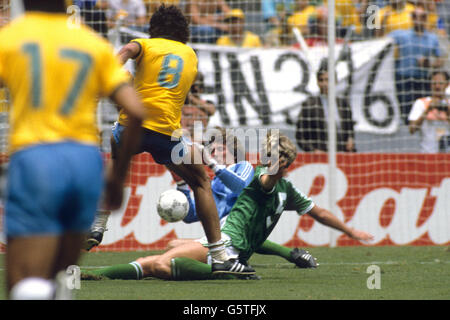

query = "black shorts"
(111, 122), (186, 164)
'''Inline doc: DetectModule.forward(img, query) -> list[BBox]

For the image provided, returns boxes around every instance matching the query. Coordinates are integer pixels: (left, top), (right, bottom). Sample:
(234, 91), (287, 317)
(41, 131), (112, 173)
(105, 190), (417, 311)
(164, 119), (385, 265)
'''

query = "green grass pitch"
(0, 246), (449, 300)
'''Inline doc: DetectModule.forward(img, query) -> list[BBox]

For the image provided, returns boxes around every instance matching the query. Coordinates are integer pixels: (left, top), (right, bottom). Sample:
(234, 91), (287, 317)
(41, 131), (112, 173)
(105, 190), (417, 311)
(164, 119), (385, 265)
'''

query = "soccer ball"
(157, 189), (189, 222)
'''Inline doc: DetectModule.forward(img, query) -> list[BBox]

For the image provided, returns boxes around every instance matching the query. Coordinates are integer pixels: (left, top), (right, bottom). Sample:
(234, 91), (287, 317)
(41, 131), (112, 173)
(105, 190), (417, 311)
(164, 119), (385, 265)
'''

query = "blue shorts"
(111, 122), (186, 164)
(4, 142), (104, 237)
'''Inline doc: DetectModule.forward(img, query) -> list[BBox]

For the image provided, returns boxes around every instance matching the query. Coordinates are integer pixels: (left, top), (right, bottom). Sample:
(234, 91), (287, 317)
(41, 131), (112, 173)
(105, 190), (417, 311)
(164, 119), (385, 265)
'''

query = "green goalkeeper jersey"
(222, 166), (315, 262)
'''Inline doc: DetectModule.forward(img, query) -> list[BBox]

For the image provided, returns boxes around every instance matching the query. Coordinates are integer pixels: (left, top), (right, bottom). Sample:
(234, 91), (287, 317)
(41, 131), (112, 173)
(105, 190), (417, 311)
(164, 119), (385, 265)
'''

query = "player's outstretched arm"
(307, 205), (374, 242)
(259, 157), (290, 192)
(104, 84), (145, 210)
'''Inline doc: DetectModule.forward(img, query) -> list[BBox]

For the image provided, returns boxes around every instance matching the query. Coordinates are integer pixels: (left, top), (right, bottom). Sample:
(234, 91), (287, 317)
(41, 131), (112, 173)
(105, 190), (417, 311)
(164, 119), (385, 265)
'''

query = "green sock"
(170, 257), (235, 280)
(256, 240), (294, 263)
(91, 262), (143, 280)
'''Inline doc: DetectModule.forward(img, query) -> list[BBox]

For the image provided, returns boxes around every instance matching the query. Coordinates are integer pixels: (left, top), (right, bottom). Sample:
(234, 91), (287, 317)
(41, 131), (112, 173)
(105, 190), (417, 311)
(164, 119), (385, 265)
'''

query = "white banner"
(193, 38), (400, 134)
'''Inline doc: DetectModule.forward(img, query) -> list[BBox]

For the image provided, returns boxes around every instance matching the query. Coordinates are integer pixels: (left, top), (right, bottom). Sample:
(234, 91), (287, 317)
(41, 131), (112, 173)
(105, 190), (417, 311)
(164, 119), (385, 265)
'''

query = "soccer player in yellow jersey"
(0, 0), (145, 299)
(87, 5), (255, 276)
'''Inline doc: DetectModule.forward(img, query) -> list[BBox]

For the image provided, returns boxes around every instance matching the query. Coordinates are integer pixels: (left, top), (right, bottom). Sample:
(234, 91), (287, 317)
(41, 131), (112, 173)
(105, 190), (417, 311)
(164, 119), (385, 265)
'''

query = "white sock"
(209, 244), (229, 263)
(129, 261), (144, 280)
(10, 277), (55, 300)
(91, 210), (110, 232)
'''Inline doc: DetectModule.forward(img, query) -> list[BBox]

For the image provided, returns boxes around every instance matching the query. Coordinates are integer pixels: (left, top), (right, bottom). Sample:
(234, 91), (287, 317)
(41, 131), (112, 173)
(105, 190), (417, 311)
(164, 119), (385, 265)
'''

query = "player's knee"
(188, 174), (211, 191)
(166, 239), (180, 250)
(151, 258), (172, 280)
(166, 239), (192, 250)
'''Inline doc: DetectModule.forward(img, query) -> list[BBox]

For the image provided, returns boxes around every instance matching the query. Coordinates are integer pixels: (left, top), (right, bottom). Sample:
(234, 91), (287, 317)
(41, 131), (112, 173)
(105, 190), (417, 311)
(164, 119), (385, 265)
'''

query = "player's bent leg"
(166, 238), (197, 250)
(85, 136), (118, 251)
(166, 162), (255, 275)
(257, 240), (318, 268)
(137, 241), (209, 279)
(165, 160), (222, 244)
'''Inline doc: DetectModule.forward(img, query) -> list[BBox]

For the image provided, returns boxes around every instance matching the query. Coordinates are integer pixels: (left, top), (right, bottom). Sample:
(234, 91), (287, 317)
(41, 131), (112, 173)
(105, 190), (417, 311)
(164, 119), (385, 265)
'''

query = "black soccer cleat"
(211, 258), (256, 275)
(85, 211), (110, 251)
(84, 230), (104, 251)
(290, 248), (318, 268)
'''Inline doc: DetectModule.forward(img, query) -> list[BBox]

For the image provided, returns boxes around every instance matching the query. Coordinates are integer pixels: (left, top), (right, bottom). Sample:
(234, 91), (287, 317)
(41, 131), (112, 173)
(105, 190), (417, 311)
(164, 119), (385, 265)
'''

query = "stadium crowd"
(2, 1), (446, 46)
(62, 0), (449, 46)
(1, 0), (449, 153)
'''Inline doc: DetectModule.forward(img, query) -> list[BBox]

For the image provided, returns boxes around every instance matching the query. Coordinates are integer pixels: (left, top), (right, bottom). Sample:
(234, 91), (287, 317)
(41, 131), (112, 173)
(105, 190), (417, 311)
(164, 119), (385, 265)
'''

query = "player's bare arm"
(307, 205), (374, 242)
(118, 42), (141, 65)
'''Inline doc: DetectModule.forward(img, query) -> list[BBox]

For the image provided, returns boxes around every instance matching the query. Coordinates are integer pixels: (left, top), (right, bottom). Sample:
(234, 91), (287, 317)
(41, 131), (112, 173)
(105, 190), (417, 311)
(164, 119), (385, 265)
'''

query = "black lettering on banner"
(250, 56), (271, 125)
(274, 53), (311, 125)
(363, 43), (394, 128)
(336, 41), (354, 104)
(274, 52), (311, 95)
(211, 51), (230, 125)
(227, 53), (270, 125)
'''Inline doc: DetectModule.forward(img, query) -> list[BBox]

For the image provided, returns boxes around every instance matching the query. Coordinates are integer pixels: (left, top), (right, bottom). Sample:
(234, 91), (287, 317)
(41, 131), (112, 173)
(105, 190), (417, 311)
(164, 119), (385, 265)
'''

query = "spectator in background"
(74, 0), (109, 38)
(183, 72), (216, 142)
(287, 0), (317, 40)
(295, 59), (356, 153)
(187, 72), (216, 121)
(0, 1), (9, 114)
(391, 5), (444, 124)
(436, 0), (450, 36)
(332, 0), (363, 38)
(418, 0), (446, 36)
(188, 0), (231, 44)
(106, 0), (147, 31)
(262, 0), (296, 46)
(303, 5), (343, 46)
(375, 0), (415, 37)
(216, 9), (262, 48)
(0, 0), (9, 28)
(408, 70), (450, 153)
(143, 0), (180, 21)
(181, 106), (210, 144)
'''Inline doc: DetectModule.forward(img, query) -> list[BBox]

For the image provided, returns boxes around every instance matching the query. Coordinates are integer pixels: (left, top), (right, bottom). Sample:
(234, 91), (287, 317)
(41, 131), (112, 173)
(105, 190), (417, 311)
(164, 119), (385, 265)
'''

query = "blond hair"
(263, 130), (297, 165)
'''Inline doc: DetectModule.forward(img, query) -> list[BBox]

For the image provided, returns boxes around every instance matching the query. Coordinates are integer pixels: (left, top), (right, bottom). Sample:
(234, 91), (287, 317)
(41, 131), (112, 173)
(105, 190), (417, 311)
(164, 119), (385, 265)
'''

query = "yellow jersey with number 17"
(118, 38), (197, 138)
(0, 13), (129, 154)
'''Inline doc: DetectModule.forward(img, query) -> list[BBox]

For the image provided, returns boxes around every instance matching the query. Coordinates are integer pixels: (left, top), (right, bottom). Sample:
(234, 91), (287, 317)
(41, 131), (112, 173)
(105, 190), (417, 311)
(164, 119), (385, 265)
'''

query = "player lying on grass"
(82, 133), (373, 281)
(82, 128), (316, 281)
(85, 4), (253, 275)
(170, 126), (317, 268)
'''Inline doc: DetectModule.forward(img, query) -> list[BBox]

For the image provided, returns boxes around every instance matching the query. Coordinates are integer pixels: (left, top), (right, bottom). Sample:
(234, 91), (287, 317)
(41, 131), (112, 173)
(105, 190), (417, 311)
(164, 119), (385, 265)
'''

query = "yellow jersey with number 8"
(0, 13), (129, 154)
(118, 38), (197, 138)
